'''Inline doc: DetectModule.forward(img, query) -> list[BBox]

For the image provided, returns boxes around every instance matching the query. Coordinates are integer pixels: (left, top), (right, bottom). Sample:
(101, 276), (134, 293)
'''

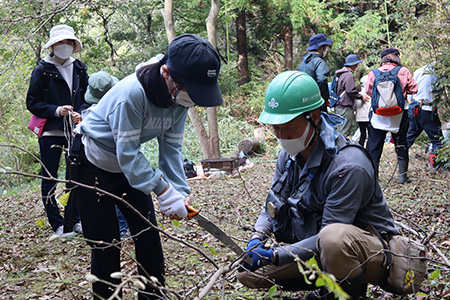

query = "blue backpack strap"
(372, 68), (381, 77)
(390, 65), (402, 76)
(272, 159), (293, 194)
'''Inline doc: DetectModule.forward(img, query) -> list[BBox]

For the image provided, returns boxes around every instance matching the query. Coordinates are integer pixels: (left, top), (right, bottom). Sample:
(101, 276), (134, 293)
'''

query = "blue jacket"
(298, 52), (330, 102)
(26, 58), (89, 132)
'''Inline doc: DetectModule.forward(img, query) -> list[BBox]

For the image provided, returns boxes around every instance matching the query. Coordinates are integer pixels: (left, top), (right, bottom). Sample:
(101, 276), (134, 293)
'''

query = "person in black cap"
(334, 54), (369, 137)
(298, 33), (333, 111)
(74, 34), (223, 300)
(365, 47), (417, 183)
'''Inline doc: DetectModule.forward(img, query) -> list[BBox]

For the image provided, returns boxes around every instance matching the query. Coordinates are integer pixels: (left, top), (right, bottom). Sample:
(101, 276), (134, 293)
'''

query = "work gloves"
(157, 184), (188, 219)
(243, 237), (275, 271)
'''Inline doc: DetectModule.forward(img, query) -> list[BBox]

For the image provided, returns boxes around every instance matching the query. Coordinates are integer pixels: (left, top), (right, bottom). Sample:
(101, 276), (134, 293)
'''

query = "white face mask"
(53, 44), (73, 60)
(278, 121), (314, 157)
(176, 90), (195, 107)
(323, 48), (328, 58)
(165, 77), (195, 107)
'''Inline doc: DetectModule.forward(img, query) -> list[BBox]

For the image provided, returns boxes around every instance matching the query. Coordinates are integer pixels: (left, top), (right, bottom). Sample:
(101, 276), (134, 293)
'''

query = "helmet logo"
(268, 98), (279, 109)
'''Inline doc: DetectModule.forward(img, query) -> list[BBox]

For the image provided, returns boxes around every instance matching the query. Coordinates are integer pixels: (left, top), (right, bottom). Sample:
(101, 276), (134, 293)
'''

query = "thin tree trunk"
(163, 0), (176, 43)
(236, 9), (250, 86)
(204, 0), (222, 159)
(283, 25), (293, 70)
(206, 0), (220, 47)
(188, 108), (213, 158)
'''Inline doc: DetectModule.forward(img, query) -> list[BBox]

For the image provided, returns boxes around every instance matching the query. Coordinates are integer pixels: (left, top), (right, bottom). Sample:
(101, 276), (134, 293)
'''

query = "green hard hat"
(258, 71), (324, 125)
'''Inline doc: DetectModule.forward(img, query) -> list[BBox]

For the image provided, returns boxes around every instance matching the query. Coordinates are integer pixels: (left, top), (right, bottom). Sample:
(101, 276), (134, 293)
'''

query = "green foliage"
(268, 285), (277, 298)
(304, 256), (350, 300)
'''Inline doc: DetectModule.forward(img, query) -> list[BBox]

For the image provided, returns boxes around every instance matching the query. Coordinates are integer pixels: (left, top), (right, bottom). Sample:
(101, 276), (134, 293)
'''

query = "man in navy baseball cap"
(166, 34), (223, 107)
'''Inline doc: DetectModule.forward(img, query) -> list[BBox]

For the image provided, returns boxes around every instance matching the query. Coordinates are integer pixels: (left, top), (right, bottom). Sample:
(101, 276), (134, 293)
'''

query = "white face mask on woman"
(53, 44), (73, 60)
(165, 77), (195, 107)
(175, 90), (195, 107)
(322, 48), (328, 58)
(278, 121), (314, 157)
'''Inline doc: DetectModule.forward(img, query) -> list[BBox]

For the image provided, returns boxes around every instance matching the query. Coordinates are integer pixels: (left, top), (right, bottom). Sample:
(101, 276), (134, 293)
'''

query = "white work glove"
(157, 184), (188, 219)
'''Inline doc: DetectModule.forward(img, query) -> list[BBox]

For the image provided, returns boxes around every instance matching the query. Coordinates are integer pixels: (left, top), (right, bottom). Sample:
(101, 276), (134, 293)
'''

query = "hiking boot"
(73, 222), (83, 234)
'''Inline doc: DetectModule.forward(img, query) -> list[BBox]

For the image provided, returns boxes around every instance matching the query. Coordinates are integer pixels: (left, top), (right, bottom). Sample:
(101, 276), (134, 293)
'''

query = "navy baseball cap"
(166, 34), (223, 107)
(344, 54), (363, 66)
(306, 33), (332, 51)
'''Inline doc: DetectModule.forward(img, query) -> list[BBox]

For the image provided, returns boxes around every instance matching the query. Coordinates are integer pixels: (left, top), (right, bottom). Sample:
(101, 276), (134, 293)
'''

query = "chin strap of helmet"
(303, 111), (322, 150)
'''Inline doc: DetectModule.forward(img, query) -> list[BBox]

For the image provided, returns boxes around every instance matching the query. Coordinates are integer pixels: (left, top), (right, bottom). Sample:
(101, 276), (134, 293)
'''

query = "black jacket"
(26, 58), (89, 132)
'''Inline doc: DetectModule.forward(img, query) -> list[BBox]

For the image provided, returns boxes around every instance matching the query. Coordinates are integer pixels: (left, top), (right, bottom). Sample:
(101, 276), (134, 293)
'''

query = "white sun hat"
(43, 25), (82, 53)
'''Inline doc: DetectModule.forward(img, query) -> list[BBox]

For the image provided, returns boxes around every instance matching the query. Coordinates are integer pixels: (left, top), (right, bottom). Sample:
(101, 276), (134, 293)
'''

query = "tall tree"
(236, 8), (250, 85)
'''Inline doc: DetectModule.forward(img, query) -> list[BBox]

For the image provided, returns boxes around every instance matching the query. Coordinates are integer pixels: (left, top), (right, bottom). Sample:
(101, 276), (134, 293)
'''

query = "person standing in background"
(365, 48), (417, 183)
(298, 33), (333, 111)
(334, 54), (368, 137)
(407, 63), (445, 173)
(355, 75), (371, 147)
(26, 24), (88, 237)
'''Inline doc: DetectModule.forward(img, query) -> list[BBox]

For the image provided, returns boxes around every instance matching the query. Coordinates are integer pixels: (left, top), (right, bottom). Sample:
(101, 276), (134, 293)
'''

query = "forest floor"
(0, 141), (449, 299)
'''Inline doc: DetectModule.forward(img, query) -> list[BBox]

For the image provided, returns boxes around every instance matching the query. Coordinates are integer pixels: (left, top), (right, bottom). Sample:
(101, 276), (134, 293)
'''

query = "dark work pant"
(358, 122), (370, 148)
(407, 108), (443, 153)
(76, 150), (165, 300)
(367, 110), (409, 163)
(39, 136), (80, 231)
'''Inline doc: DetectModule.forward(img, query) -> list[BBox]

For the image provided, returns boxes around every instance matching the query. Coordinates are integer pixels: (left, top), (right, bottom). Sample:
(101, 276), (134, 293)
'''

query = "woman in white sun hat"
(26, 24), (89, 238)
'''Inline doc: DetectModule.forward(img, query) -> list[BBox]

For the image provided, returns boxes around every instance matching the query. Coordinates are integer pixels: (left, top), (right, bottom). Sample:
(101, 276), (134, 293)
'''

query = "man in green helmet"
(237, 71), (399, 299)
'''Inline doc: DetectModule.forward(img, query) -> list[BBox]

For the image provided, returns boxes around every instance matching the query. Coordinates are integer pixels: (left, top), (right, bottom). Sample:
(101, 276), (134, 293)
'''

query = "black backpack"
(183, 158), (197, 179)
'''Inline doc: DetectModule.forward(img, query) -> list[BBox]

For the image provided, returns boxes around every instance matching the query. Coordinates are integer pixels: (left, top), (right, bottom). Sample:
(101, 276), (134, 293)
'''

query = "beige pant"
(237, 223), (388, 290)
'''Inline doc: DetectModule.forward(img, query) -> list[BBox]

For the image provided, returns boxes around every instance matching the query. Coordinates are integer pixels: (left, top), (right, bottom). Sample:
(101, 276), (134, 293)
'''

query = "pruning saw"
(186, 204), (252, 265)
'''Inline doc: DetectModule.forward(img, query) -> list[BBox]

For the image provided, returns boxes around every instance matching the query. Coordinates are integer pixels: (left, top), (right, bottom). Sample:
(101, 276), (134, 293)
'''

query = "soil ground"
(0, 142), (449, 299)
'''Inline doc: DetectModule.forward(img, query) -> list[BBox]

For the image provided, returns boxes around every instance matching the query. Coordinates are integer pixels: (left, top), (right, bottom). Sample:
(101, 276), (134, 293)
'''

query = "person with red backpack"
(365, 48), (417, 183)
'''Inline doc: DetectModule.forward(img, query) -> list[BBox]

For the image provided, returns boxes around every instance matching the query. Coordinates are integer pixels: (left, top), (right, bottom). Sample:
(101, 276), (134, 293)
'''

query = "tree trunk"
(238, 138), (261, 155)
(206, 0), (220, 47)
(203, 0), (222, 159)
(236, 9), (250, 86)
(188, 108), (213, 158)
(163, 0), (176, 43)
(283, 25), (293, 70)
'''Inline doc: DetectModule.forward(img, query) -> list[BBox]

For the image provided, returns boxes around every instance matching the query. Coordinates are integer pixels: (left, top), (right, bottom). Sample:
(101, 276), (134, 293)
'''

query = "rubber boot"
(398, 160), (411, 184)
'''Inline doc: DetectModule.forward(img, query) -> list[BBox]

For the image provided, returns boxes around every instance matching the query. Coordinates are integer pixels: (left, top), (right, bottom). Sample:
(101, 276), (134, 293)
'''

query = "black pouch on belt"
(68, 134), (83, 165)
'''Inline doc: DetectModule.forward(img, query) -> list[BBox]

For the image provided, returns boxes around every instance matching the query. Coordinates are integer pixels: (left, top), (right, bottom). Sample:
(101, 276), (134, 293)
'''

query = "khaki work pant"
(237, 223), (388, 290)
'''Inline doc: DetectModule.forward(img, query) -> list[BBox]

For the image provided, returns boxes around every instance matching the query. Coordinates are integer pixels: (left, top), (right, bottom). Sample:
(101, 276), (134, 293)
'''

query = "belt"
(421, 105), (434, 111)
